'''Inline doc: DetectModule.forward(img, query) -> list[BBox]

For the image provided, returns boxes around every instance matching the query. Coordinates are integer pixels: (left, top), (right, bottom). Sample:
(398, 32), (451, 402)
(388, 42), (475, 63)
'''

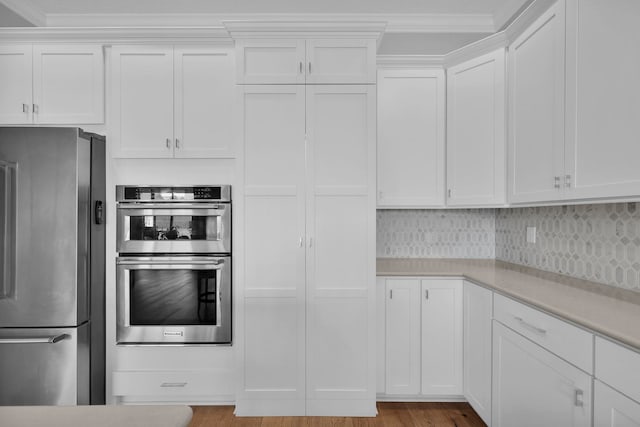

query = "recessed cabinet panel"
(508, 1), (565, 203)
(33, 45), (103, 124)
(0, 45), (32, 124)
(306, 40), (375, 84)
(111, 46), (174, 158)
(594, 380), (640, 427)
(237, 40), (306, 84)
(377, 69), (445, 207)
(174, 48), (235, 158)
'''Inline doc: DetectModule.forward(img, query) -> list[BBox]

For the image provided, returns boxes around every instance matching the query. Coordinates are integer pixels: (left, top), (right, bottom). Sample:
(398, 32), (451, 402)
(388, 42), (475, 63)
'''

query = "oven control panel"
(116, 185), (231, 202)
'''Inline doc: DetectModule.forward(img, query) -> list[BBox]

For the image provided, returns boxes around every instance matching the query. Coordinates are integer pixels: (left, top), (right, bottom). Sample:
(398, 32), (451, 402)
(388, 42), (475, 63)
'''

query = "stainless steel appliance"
(115, 186), (231, 345)
(0, 127), (105, 405)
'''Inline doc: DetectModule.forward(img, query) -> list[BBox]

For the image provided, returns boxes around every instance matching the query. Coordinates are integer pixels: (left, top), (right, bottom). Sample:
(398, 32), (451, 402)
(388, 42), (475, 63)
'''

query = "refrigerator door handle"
(94, 200), (104, 225)
(0, 160), (17, 300)
(0, 334), (68, 344)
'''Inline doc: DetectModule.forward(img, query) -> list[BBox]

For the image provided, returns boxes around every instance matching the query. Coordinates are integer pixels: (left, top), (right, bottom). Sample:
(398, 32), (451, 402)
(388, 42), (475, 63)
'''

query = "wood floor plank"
(189, 403), (486, 427)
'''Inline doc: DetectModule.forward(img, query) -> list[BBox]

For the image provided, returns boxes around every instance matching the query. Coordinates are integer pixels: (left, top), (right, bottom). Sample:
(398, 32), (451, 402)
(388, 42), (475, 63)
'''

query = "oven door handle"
(117, 203), (228, 210)
(117, 257), (226, 266)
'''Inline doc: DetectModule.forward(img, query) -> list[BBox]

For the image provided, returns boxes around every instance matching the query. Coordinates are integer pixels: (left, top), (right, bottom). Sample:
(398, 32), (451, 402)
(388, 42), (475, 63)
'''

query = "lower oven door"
(116, 256), (231, 344)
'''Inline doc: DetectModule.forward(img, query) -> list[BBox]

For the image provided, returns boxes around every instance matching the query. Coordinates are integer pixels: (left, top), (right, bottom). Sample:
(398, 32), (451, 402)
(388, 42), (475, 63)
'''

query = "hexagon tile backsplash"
(377, 202), (640, 292)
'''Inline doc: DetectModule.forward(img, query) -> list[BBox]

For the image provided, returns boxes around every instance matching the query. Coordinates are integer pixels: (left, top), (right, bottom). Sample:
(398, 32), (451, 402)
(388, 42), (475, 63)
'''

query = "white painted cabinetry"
(463, 282), (492, 425)
(110, 45), (235, 158)
(237, 84), (375, 416)
(236, 39), (375, 84)
(594, 380), (640, 427)
(447, 49), (506, 207)
(0, 44), (103, 125)
(381, 278), (463, 398)
(508, 0), (566, 204)
(377, 68), (445, 208)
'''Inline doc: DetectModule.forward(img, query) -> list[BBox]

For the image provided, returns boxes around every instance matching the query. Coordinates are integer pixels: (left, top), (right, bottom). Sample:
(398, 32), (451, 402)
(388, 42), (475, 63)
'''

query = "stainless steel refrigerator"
(0, 127), (105, 405)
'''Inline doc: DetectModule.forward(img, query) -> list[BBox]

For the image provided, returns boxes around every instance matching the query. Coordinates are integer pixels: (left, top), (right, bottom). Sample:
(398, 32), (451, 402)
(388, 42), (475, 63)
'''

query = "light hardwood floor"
(189, 402), (487, 426)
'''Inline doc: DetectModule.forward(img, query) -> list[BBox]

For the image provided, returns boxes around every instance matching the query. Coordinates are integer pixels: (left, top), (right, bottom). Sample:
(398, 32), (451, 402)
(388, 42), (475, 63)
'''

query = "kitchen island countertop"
(378, 258), (640, 350)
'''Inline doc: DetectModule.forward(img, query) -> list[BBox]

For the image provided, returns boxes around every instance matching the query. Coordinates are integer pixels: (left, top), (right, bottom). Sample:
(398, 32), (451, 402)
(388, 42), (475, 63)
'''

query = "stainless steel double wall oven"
(116, 185), (231, 344)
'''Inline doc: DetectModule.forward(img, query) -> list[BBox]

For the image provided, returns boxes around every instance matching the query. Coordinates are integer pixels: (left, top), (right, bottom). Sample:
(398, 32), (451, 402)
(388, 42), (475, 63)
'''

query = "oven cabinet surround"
(236, 84), (376, 415)
(462, 282), (492, 426)
(594, 337), (640, 426)
(446, 49), (506, 207)
(235, 39), (376, 84)
(376, 67), (445, 208)
(377, 277), (463, 399)
(509, 0), (640, 204)
(0, 44), (103, 125)
(109, 45), (235, 159)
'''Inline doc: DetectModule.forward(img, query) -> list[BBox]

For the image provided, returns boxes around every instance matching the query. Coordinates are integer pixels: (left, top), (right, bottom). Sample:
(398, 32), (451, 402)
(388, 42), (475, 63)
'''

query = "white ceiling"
(0, 0), (531, 31)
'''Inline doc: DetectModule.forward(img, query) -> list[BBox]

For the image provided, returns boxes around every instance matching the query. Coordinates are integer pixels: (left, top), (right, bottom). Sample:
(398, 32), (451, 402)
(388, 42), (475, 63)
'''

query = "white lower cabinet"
(382, 278), (462, 398)
(463, 282), (493, 425)
(492, 321), (592, 427)
(595, 380), (640, 427)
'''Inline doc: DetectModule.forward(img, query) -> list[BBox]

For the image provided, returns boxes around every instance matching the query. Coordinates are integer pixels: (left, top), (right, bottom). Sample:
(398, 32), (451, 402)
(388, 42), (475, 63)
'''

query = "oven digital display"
(122, 186), (223, 201)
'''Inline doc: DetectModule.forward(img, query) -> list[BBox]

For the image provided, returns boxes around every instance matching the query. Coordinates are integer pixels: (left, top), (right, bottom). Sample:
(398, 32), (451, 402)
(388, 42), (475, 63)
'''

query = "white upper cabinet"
(111, 45), (235, 158)
(0, 44), (103, 125)
(377, 68), (446, 208)
(447, 49), (506, 207)
(508, 0), (566, 204)
(237, 39), (375, 84)
(564, 0), (640, 200)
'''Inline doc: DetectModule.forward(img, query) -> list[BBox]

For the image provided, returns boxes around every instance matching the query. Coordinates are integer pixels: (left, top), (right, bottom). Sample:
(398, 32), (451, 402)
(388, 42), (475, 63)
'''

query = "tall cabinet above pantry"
(228, 22), (381, 416)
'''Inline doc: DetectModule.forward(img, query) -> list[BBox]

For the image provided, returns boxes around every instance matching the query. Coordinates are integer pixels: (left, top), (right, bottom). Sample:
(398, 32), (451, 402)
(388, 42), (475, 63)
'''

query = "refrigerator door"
(0, 127), (90, 327)
(0, 323), (90, 405)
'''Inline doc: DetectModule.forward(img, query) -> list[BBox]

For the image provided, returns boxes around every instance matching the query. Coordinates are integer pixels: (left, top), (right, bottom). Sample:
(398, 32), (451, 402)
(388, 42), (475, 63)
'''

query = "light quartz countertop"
(378, 258), (640, 350)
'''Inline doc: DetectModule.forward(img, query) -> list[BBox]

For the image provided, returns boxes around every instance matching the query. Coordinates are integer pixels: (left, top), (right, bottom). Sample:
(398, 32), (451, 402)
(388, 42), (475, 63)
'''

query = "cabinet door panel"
(508, 2), (565, 203)
(237, 40), (305, 84)
(594, 380), (640, 427)
(377, 69), (445, 207)
(565, 0), (640, 199)
(174, 48), (235, 158)
(492, 321), (591, 427)
(447, 49), (505, 206)
(33, 45), (103, 124)
(385, 279), (421, 395)
(306, 40), (375, 84)
(0, 45), (32, 124)
(421, 280), (463, 396)
(111, 46), (174, 158)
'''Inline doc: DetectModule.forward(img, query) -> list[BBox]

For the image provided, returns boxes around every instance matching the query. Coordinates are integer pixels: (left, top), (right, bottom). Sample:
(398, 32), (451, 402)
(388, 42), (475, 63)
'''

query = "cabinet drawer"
(493, 294), (593, 373)
(112, 370), (229, 397)
(596, 337), (640, 403)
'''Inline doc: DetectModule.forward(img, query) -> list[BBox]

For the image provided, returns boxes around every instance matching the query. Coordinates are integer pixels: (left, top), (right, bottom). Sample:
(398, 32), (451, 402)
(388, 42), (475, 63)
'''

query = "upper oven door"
(116, 203), (231, 254)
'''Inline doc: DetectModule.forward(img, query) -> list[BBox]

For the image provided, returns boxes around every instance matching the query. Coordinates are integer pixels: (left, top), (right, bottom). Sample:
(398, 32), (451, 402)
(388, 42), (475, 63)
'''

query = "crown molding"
(503, 0), (556, 42)
(443, 31), (508, 67)
(223, 20), (387, 39)
(0, 27), (232, 44)
(377, 54), (445, 68)
(0, 0), (46, 26)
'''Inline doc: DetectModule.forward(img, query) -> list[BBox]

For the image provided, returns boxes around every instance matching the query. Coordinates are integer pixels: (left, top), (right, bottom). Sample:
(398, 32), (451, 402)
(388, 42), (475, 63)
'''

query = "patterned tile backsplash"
(376, 209), (496, 259)
(377, 202), (640, 292)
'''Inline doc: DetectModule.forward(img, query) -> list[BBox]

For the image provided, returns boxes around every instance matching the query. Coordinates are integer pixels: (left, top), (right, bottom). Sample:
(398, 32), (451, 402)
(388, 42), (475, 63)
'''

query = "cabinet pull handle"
(448, 189), (452, 198)
(22, 103), (29, 113)
(299, 237), (303, 248)
(554, 176), (561, 189)
(166, 138), (171, 149)
(309, 237), (313, 248)
(175, 138), (180, 149)
(425, 289), (429, 300)
(513, 316), (547, 335)
(308, 62), (312, 74)
(389, 289), (393, 299)
(574, 389), (584, 407)
(160, 382), (187, 388)
(32, 104), (38, 114)
(299, 61), (303, 74)
(565, 174), (571, 188)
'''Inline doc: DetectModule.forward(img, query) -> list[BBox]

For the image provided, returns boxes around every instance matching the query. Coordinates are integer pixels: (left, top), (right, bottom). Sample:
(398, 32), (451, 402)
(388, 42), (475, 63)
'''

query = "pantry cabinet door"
(377, 69), (445, 207)
(565, 0), (640, 200)
(508, 1), (566, 203)
(305, 39), (375, 84)
(447, 49), (506, 207)
(384, 279), (421, 395)
(32, 45), (104, 124)
(0, 45), (32, 124)
(421, 279), (463, 396)
(110, 46), (174, 158)
(174, 47), (235, 158)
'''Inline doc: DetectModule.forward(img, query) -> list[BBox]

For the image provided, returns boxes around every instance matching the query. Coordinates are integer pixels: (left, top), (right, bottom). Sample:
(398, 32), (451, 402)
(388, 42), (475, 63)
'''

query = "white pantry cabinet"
(237, 84), (375, 416)
(463, 282), (492, 426)
(110, 45), (235, 158)
(447, 49), (506, 207)
(381, 278), (463, 398)
(377, 68), (446, 208)
(508, 0), (566, 204)
(0, 44), (103, 125)
(492, 321), (592, 427)
(236, 39), (375, 84)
